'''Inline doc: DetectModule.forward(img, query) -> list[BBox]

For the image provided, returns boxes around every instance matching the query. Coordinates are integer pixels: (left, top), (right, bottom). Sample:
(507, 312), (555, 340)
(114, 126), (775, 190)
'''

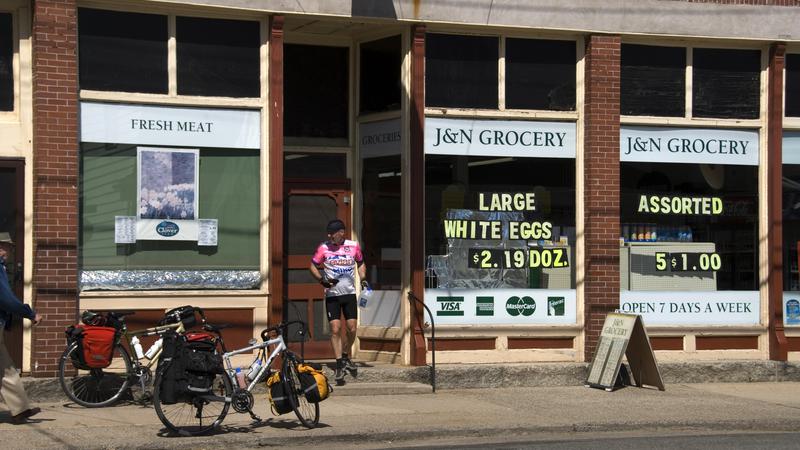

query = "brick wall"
(583, 35), (621, 361)
(31, 0), (79, 377)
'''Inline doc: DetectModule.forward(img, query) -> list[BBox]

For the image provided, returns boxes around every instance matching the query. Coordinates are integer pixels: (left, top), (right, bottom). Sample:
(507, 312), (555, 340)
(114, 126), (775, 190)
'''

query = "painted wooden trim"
(507, 337), (574, 350)
(768, 42), (788, 361)
(696, 335), (759, 350)
(430, 338), (496, 351)
(268, 15), (284, 327)
(359, 337), (401, 353)
(650, 336), (684, 351)
(409, 24), (426, 366)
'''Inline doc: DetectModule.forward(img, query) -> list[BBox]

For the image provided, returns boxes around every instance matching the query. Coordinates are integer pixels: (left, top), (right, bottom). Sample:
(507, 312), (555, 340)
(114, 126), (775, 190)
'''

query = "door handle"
(14, 262), (22, 283)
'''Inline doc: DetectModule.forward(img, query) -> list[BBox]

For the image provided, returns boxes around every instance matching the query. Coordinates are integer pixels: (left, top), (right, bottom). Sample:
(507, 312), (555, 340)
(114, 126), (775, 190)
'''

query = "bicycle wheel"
(283, 355), (320, 428)
(153, 361), (232, 436)
(58, 342), (133, 407)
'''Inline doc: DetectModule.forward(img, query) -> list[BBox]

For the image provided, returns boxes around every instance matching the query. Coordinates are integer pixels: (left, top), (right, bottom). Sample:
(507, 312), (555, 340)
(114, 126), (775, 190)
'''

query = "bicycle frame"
(221, 333), (287, 392)
(125, 321), (186, 372)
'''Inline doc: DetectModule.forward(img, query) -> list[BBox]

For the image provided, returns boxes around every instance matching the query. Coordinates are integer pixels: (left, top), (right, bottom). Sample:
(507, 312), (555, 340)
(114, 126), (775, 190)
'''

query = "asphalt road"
(383, 432), (800, 450)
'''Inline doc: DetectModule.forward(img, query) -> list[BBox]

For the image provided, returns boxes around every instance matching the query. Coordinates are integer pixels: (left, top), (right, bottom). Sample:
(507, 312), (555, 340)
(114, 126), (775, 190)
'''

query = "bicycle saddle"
(203, 323), (232, 333)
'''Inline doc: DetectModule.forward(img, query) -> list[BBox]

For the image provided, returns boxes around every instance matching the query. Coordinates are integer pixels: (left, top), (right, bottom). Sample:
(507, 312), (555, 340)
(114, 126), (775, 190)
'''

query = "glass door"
(284, 180), (351, 359)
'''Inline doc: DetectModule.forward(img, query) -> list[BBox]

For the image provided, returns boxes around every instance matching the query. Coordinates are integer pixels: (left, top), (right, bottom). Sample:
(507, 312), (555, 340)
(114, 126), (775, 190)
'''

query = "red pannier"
(79, 325), (118, 368)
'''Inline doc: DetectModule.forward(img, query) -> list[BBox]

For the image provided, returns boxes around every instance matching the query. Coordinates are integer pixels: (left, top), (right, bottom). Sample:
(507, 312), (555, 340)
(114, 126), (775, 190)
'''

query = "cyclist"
(309, 219), (367, 383)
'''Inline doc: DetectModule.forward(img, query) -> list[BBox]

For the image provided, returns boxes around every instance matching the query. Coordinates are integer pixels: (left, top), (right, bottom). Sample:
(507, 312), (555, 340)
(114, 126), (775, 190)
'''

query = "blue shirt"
(0, 262), (35, 329)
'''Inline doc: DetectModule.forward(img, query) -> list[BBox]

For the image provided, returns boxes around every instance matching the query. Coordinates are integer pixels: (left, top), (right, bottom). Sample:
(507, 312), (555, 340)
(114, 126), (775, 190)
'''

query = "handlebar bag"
(297, 363), (332, 403)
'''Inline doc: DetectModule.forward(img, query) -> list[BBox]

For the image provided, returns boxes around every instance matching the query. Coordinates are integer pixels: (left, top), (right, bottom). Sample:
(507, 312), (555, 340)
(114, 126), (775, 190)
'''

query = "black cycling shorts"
(325, 294), (358, 321)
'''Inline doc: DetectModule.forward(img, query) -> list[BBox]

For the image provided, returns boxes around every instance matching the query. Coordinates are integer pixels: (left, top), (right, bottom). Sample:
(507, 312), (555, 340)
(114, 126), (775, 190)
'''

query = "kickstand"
(248, 410), (262, 422)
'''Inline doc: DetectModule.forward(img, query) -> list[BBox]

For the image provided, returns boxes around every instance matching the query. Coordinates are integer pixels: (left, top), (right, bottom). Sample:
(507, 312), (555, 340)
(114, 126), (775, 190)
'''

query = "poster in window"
(137, 147), (198, 220)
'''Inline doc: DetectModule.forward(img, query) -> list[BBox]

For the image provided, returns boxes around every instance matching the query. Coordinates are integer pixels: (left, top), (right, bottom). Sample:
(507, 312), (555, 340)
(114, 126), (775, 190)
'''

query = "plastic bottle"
(246, 357), (262, 381)
(144, 337), (163, 359)
(131, 336), (144, 359)
(235, 367), (246, 388)
(359, 286), (373, 308)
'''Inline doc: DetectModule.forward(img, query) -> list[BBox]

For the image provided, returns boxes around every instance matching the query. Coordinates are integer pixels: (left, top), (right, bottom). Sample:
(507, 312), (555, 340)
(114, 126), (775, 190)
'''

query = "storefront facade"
(2, 1), (800, 376)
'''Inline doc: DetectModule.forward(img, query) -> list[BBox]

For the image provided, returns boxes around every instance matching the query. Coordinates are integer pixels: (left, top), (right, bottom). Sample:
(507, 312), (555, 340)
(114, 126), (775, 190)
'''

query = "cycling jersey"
(311, 239), (364, 298)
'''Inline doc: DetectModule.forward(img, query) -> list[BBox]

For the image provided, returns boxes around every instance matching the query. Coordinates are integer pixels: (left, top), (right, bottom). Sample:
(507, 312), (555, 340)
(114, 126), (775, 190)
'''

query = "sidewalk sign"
(585, 312), (665, 392)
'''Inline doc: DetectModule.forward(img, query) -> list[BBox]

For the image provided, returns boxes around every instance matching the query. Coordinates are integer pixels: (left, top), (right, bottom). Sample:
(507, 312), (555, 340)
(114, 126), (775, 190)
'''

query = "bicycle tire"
(153, 360), (232, 436)
(283, 355), (320, 428)
(58, 342), (133, 408)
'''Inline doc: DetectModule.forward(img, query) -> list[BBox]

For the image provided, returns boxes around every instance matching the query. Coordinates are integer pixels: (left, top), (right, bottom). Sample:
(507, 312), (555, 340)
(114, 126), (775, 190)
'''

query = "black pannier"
(64, 325), (89, 370)
(266, 371), (293, 415)
(157, 331), (223, 405)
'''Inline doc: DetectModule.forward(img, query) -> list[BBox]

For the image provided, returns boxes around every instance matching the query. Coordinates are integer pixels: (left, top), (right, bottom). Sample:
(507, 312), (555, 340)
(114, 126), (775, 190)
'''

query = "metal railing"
(408, 291), (435, 393)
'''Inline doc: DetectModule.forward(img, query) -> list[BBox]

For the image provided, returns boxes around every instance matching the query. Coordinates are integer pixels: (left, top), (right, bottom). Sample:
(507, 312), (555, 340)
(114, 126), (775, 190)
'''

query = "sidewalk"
(22, 359), (800, 403)
(3, 381), (800, 449)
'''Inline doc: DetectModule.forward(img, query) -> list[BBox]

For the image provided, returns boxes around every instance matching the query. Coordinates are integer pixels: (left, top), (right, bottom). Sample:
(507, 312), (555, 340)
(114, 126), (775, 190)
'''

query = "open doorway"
(0, 159), (25, 368)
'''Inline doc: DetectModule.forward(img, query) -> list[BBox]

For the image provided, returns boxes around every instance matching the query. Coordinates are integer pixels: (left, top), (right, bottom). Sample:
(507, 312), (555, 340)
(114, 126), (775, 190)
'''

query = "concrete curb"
(23, 360), (800, 402)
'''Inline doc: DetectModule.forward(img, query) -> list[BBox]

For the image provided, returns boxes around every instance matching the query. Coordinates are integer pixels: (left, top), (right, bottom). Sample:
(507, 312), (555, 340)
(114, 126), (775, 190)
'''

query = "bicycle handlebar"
(260, 320), (307, 341)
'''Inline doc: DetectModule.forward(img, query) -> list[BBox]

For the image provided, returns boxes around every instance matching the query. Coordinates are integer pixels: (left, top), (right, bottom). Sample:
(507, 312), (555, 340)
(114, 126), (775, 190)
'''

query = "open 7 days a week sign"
(585, 312), (665, 392)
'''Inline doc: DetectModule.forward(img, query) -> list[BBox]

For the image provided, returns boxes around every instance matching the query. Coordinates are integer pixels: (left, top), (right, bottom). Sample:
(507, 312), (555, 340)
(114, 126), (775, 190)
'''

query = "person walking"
(309, 219), (367, 383)
(0, 241), (42, 423)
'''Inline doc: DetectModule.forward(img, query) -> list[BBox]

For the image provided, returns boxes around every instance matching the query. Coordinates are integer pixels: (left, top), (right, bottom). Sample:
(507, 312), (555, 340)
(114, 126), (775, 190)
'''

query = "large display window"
(79, 102), (261, 291)
(782, 131), (800, 326)
(619, 126), (759, 325)
(423, 117), (577, 325)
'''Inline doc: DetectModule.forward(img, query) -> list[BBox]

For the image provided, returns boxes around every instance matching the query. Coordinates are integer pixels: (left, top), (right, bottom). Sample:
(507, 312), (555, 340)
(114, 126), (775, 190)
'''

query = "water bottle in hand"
(359, 283), (373, 308)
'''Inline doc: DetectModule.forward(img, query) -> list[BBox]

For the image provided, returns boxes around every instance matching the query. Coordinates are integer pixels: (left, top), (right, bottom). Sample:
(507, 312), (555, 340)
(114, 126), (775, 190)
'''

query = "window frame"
(78, 5), (266, 108)
(423, 29), (581, 122)
(0, 9), (18, 116)
(620, 39), (766, 128)
(785, 51), (800, 127)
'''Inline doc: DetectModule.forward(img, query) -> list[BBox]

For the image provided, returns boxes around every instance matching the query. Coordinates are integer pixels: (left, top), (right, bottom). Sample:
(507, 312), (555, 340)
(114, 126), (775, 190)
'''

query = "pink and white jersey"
(312, 239), (364, 297)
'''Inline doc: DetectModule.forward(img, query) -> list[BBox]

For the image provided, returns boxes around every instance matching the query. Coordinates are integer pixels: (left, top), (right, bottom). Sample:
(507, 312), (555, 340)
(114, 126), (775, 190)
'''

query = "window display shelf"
(620, 242), (717, 291)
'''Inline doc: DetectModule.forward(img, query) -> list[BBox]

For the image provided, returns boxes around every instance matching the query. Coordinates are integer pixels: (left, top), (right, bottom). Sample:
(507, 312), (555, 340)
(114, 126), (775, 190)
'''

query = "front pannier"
(266, 371), (293, 415)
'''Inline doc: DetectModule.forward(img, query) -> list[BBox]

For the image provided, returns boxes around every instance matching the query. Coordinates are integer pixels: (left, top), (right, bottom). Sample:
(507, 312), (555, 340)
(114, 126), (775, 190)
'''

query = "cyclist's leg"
(341, 294), (359, 375)
(326, 294), (344, 357)
(326, 295), (346, 381)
